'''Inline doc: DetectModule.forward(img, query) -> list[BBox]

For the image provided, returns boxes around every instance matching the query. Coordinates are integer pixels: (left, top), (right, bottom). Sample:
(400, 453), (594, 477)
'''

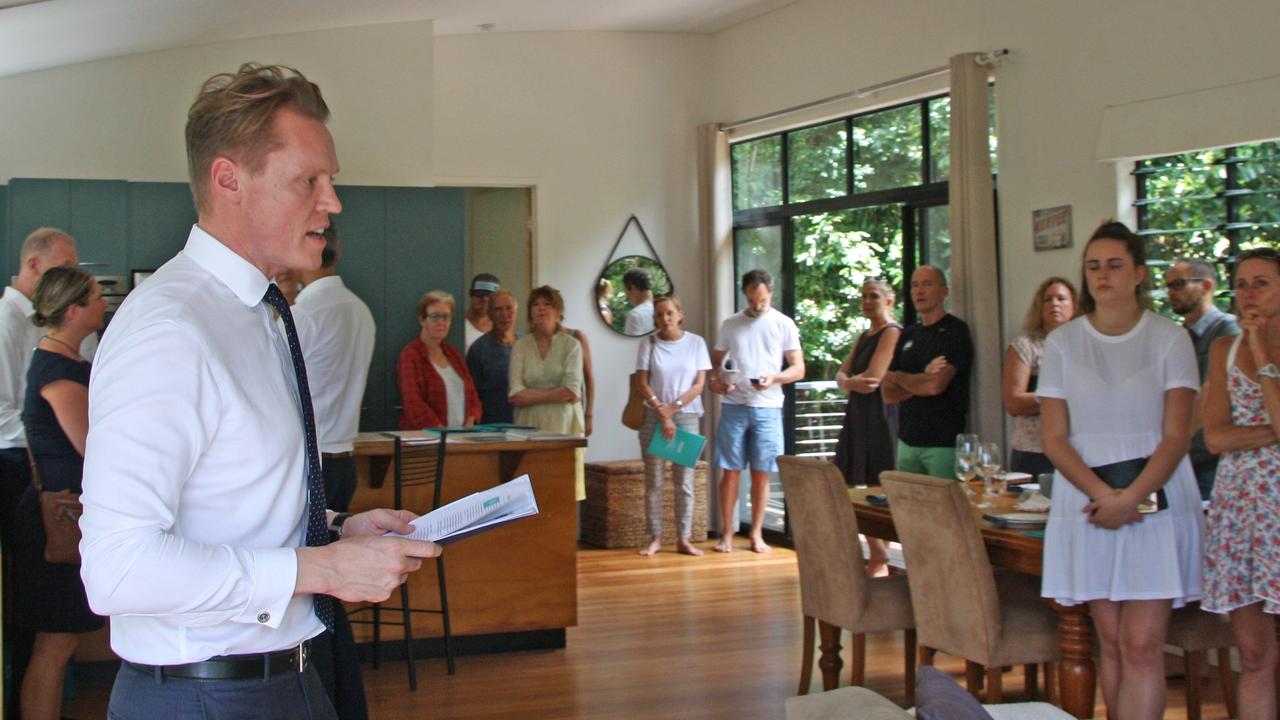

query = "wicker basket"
(582, 459), (708, 548)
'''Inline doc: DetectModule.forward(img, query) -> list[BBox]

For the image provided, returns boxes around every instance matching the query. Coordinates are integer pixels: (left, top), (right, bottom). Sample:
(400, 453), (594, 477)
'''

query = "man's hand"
(710, 375), (736, 395)
(296, 507), (441, 603)
(341, 508), (417, 538)
(750, 374), (776, 391)
(924, 356), (950, 374)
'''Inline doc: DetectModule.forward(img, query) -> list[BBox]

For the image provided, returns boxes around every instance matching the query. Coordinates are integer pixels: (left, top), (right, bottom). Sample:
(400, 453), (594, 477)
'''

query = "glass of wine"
(955, 434), (979, 496)
(977, 441), (1003, 508)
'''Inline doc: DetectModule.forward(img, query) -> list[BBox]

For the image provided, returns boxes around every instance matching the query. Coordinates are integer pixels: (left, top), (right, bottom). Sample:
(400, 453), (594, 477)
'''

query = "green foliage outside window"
(1137, 140), (1280, 314)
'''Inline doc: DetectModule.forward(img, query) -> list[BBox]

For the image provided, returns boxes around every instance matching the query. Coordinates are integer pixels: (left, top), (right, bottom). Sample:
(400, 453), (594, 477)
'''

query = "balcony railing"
(793, 380), (846, 460)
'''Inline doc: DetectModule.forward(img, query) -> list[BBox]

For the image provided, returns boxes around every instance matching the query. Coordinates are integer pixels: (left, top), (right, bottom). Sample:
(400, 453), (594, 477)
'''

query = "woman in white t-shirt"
(1039, 222), (1202, 719)
(635, 295), (712, 556)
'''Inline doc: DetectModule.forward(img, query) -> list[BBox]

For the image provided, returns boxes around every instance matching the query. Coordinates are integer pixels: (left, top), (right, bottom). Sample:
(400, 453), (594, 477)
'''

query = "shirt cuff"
(235, 547), (298, 629)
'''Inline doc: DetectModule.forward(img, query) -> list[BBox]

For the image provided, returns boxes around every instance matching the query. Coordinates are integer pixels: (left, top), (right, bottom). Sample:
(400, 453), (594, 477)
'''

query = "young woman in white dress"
(1038, 221), (1203, 720)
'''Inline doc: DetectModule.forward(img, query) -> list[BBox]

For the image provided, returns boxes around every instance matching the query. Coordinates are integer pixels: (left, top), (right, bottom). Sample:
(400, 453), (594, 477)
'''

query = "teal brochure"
(646, 426), (706, 468)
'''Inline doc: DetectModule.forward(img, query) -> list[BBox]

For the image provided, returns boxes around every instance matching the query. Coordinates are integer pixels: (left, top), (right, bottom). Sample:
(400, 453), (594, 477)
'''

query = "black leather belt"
(322, 451), (353, 459)
(126, 641), (310, 681)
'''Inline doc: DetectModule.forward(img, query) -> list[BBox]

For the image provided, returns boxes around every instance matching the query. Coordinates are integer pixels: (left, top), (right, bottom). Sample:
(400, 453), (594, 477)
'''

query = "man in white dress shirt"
(80, 63), (439, 719)
(292, 221), (375, 514)
(0, 228), (85, 548)
(289, 220), (376, 718)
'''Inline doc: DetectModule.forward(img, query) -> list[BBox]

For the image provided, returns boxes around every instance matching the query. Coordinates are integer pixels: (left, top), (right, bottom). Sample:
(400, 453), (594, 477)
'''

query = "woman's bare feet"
(639, 537), (662, 556)
(749, 534), (772, 553)
(713, 534), (734, 553)
(677, 539), (704, 556)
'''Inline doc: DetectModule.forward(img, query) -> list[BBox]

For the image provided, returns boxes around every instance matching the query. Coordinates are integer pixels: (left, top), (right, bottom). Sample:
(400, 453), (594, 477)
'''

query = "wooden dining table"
(848, 484), (1097, 719)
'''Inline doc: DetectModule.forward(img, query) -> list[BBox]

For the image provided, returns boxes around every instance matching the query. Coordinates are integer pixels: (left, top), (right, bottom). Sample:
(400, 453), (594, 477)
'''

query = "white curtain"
(947, 53), (1003, 445)
(696, 122), (733, 531)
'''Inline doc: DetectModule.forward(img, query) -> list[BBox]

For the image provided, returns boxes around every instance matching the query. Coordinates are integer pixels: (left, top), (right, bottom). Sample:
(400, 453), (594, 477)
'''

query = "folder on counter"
(646, 426), (707, 468)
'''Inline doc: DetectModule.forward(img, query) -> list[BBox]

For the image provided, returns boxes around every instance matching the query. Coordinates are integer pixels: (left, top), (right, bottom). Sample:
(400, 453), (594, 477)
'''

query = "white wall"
(467, 186), (532, 312)
(708, 0), (1280, 340)
(434, 31), (712, 461)
(0, 20), (434, 186)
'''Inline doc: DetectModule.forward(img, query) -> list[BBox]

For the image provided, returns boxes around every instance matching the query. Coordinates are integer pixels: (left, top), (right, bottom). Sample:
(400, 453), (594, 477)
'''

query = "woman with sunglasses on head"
(1201, 246), (1280, 719)
(14, 266), (107, 720)
(397, 290), (482, 429)
(1038, 221), (1203, 719)
(1002, 277), (1077, 477)
(831, 278), (901, 577)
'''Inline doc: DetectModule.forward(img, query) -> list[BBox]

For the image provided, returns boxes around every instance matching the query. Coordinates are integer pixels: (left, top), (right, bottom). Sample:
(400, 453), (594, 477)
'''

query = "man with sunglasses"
(1165, 257), (1239, 499)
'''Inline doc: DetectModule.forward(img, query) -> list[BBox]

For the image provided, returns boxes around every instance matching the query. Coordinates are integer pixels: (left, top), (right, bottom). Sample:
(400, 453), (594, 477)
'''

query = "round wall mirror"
(596, 255), (673, 336)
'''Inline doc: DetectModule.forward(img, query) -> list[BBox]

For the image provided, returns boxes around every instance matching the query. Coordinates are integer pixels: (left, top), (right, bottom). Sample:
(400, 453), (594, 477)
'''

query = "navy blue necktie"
(263, 283), (335, 632)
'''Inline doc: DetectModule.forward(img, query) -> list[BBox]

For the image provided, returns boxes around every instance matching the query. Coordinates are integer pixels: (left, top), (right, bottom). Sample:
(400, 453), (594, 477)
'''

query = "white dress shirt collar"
(295, 274), (343, 302)
(184, 224), (271, 308)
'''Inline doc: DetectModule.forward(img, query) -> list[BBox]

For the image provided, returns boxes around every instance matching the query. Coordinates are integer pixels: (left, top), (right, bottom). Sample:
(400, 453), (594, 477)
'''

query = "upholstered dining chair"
(880, 471), (1060, 704)
(1166, 603), (1238, 720)
(777, 456), (916, 704)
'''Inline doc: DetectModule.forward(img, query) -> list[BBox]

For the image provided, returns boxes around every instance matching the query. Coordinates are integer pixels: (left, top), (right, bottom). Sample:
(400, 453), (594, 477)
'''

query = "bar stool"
(349, 432), (455, 686)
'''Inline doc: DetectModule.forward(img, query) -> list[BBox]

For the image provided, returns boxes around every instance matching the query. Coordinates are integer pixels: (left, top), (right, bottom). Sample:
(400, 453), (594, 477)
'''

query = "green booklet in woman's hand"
(646, 426), (707, 468)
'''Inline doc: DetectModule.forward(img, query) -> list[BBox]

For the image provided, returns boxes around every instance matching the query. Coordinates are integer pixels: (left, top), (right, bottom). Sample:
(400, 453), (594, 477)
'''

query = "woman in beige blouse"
(509, 285), (586, 499)
(1002, 276), (1076, 477)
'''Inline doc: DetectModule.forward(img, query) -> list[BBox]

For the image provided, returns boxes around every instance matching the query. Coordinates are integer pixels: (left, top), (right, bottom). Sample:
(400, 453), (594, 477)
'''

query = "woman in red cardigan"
(398, 290), (483, 429)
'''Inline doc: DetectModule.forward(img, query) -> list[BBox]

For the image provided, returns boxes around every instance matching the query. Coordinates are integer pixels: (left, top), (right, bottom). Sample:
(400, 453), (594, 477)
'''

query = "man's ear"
(210, 157), (241, 204)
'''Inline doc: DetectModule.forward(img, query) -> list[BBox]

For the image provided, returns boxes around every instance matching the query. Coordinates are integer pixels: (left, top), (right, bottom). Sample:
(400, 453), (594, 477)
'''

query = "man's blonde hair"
(185, 63), (329, 214)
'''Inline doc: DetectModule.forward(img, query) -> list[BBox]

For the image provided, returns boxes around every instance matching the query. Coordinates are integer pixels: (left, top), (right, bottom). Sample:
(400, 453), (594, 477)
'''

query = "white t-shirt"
(464, 320), (484, 352)
(625, 299), (655, 335)
(714, 308), (801, 408)
(635, 331), (713, 416)
(436, 361), (466, 427)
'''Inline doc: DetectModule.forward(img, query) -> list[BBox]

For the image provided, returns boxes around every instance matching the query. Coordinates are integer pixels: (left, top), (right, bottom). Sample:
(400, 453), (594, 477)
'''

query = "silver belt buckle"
(297, 641), (308, 672)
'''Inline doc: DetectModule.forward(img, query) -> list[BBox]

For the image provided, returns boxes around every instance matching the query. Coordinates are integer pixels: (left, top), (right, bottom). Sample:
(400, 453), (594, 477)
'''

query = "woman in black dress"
(15, 265), (106, 720)
(832, 278), (902, 576)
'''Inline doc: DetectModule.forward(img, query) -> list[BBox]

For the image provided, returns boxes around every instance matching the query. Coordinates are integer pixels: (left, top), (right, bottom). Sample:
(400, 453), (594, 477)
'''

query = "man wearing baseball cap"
(464, 273), (500, 351)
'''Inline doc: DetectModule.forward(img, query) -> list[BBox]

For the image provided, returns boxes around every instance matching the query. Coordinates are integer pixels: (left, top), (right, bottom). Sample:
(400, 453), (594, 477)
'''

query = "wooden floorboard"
(64, 544), (1233, 718)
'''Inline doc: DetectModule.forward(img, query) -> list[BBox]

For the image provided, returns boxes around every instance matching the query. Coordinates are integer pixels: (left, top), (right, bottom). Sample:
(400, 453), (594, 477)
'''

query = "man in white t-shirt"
(709, 269), (804, 553)
(622, 268), (655, 335)
(463, 273), (499, 351)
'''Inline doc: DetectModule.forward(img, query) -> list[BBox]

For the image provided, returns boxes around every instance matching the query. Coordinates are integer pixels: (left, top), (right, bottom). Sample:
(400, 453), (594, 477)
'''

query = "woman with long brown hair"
(1039, 221), (1203, 719)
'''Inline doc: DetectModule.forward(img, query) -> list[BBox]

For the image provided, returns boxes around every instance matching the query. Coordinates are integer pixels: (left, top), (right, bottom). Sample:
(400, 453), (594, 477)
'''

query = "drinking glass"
(977, 441), (1003, 508)
(955, 434), (979, 497)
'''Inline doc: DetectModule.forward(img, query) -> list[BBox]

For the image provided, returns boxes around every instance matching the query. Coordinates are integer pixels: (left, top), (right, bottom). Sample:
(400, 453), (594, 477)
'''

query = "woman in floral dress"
(1203, 247), (1280, 719)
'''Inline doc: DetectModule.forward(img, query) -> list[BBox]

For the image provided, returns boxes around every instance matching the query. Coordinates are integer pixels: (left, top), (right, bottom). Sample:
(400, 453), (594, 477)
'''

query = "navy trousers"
(107, 660), (338, 720)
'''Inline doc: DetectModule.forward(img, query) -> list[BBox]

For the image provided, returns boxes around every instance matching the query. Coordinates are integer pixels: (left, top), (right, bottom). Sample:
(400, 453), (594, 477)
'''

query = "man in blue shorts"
(710, 269), (804, 553)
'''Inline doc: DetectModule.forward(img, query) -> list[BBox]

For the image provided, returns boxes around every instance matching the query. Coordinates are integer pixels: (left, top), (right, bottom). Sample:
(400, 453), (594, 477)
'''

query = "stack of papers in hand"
(389, 474), (540, 545)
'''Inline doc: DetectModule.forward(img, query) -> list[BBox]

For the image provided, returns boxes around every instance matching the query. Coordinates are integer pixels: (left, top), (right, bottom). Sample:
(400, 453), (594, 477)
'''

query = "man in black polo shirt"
(881, 265), (973, 478)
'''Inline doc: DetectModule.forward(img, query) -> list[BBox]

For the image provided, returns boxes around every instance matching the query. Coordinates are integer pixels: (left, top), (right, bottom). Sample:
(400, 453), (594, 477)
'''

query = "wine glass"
(955, 434), (979, 495)
(976, 441), (1003, 509)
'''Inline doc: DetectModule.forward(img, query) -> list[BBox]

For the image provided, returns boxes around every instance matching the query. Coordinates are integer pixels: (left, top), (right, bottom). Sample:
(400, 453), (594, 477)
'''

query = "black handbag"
(1090, 457), (1168, 512)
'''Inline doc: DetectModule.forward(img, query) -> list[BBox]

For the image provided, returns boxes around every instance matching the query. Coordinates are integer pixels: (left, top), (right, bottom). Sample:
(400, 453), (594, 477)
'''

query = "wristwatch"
(675, 399), (685, 409)
(329, 512), (353, 540)
(1260, 363), (1280, 380)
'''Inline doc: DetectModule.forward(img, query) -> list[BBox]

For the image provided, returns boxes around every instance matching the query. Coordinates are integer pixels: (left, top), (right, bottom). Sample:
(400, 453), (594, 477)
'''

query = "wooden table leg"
(818, 621), (843, 691)
(1056, 602), (1096, 718)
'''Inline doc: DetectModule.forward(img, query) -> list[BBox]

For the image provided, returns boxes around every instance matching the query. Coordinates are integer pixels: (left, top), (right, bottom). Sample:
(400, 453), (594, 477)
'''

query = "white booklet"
(388, 474), (539, 545)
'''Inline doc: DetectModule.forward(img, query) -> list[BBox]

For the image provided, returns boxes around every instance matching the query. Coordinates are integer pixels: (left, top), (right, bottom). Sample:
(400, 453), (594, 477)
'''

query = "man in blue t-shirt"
(881, 265), (973, 479)
(466, 290), (520, 424)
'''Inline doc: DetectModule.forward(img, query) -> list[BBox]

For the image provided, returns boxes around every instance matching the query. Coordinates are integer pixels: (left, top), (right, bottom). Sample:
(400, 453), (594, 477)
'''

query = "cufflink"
(257, 611), (271, 624)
